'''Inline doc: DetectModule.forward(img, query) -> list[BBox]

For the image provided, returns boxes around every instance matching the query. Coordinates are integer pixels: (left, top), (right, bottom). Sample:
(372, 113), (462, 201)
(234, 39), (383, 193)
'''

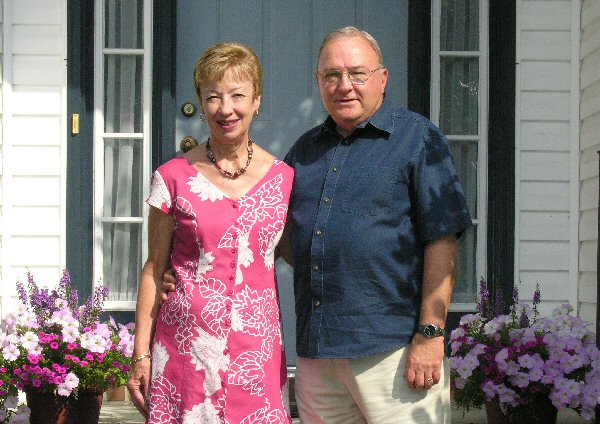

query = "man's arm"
(404, 234), (457, 390)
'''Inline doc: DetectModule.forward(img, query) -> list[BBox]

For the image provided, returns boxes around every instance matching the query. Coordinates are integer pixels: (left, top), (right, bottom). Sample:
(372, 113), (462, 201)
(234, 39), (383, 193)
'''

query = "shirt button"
(313, 265), (319, 271)
(315, 300), (321, 307)
(323, 197), (330, 204)
(332, 167), (338, 172)
(315, 229), (323, 236)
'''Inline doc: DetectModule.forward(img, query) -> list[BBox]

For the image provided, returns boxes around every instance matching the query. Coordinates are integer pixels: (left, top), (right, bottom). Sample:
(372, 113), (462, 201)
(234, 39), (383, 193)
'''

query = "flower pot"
(26, 389), (104, 424)
(485, 397), (557, 424)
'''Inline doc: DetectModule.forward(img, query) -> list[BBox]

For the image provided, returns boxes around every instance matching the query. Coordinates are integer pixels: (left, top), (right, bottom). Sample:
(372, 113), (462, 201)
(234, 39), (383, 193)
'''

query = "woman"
(127, 42), (293, 423)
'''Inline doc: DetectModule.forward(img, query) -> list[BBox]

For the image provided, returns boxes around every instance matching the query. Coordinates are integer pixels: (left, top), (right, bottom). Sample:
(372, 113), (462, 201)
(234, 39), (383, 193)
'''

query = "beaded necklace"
(205, 137), (253, 179)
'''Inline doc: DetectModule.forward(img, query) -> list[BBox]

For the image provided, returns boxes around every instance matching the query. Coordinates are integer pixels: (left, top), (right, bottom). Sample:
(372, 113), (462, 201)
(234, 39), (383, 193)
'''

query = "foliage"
(450, 279), (600, 422)
(0, 270), (135, 406)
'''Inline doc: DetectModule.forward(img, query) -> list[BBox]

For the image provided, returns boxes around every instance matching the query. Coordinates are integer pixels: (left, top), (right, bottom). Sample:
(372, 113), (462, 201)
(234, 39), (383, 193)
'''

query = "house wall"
(579, 0), (600, 323)
(0, 0), (67, 316)
(516, 0), (581, 314)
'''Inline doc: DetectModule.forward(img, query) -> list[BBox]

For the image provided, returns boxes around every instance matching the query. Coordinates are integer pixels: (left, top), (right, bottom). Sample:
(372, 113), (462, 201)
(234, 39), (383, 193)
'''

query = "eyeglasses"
(317, 67), (383, 86)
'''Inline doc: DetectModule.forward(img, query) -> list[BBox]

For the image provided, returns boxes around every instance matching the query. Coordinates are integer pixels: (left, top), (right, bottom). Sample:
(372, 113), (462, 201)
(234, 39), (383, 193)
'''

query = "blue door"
(175, 0), (409, 367)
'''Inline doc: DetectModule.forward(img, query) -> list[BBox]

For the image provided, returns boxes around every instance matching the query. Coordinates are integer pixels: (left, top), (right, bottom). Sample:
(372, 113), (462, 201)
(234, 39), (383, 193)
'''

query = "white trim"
(478, 0), (489, 291)
(514, 0), (522, 287)
(104, 300), (137, 311)
(569, 0), (581, 312)
(103, 133), (144, 139)
(142, 0), (153, 273)
(439, 51), (481, 58)
(93, 0), (105, 286)
(430, 1), (441, 127)
(103, 48), (145, 55)
(60, 0), (68, 270)
(1, 0), (14, 316)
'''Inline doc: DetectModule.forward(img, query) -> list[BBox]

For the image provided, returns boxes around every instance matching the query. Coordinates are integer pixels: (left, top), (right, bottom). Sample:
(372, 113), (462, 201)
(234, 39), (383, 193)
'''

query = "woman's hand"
(127, 358), (151, 418)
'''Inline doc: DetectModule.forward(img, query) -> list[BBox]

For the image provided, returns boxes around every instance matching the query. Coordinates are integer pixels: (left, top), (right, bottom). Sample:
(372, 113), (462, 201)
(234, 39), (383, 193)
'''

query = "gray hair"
(317, 26), (384, 67)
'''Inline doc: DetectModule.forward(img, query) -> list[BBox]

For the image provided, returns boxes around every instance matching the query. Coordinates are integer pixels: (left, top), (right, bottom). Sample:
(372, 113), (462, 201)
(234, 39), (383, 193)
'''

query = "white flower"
(151, 341), (170, 381)
(195, 248), (215, 282)
(182, 399), (221, 424)
(19, 332), (39, 351)
(187, 173), (223, 202)
(2, 344), (19, 361)
(190, 329), (229, 395)
(4, 395), (19, 409)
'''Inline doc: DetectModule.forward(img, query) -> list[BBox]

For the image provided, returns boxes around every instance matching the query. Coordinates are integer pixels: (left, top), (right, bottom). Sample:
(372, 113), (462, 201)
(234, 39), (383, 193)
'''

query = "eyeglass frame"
(316, 67), (385, 86)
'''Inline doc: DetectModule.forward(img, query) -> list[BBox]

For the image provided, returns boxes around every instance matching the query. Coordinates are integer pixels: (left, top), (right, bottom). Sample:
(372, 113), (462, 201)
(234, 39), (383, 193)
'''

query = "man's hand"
(160, 268), (177, 303)
(404, 334), (445, 391)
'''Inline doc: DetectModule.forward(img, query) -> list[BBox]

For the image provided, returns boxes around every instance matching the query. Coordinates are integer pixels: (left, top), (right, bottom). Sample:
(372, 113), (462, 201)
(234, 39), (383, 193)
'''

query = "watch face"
(424, 325), (435, 337)
(419, 324), (443, 338)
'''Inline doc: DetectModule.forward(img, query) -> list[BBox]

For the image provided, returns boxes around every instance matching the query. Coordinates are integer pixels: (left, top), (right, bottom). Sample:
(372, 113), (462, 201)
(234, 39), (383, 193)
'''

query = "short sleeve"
(411, 127), (472, 242)
(146, 170), (173, 214)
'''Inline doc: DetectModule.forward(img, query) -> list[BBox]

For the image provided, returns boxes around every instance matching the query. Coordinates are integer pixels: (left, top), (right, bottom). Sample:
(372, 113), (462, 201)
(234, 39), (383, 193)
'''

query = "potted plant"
(450, 279), (600, 423)
(0, 270), (135, 424)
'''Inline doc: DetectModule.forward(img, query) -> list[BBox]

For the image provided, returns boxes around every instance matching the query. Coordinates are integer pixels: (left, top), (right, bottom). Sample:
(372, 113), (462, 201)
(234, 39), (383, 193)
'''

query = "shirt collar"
(321, 98), (395, 137)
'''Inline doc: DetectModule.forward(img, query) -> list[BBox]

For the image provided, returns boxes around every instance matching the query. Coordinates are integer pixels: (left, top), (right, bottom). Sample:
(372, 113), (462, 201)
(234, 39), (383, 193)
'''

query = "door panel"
(176, 0), (408, 366)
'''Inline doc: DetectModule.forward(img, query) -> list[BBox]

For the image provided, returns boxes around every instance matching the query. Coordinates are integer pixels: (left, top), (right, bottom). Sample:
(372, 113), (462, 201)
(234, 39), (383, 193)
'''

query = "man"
(280, 27), (471, 423)
(164, 27), (471, 423)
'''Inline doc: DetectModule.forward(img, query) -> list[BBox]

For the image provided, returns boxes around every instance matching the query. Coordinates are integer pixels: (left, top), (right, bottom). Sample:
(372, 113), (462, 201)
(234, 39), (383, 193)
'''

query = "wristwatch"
(416, 323), (445, 339)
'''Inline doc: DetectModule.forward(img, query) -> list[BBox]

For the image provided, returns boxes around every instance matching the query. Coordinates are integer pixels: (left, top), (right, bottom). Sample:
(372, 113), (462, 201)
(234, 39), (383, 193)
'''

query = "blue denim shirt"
(284, 100), (472, 359)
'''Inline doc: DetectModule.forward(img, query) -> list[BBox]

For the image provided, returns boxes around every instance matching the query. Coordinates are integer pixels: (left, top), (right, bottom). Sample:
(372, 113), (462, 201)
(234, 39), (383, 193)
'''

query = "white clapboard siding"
(579, 0), (600, 322)
(0, 0), (67, 315)
(517, 0), (576, 308)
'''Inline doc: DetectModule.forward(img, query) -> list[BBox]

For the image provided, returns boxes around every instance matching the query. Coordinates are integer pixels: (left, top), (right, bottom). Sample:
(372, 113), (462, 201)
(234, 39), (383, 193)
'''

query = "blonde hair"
(193, 42), (263, 101)
(318, 26), (384, 68)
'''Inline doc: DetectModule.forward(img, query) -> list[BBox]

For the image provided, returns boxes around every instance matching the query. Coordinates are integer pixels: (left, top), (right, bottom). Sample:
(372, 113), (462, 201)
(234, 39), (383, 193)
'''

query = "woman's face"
(200, 68), (260, 145)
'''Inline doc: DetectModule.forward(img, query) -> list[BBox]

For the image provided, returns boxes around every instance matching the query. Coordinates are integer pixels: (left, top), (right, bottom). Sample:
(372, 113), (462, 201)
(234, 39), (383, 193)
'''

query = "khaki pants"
(295, 346), (451, 424)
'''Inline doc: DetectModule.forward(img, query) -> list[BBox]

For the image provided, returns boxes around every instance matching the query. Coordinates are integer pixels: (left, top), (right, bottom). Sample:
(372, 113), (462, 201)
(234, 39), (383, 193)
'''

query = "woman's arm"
(127, 206), (175, 417)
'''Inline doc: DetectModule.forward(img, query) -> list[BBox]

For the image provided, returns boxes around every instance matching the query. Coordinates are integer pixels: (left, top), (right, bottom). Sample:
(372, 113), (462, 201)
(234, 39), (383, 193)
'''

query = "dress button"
(223, 348), (229, 355)
(313, 265), (319, 271)
(224, 318), (231, 326)
(323, 197), (330, 204)
(228, 275), (234, 281)
(231, 248), (237, 254)
(316, 230), (323, 236)
(225, 303), (232, 311)
(232, 202), (238, 208)
(226, 289), (234, 296)
(230, 262), (235, 268)
(232, 233), (237, 239)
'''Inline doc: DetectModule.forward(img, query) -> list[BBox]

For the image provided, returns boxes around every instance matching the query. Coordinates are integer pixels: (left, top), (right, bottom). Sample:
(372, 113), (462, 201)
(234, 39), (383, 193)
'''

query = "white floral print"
(187, 172), (224, 202)
(190, 328), (230, 395)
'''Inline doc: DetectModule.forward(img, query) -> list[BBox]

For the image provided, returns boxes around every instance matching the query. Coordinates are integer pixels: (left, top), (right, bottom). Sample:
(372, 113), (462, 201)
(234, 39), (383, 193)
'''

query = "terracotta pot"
(26, 389), (104, 424)
(485, 397), (557, 424)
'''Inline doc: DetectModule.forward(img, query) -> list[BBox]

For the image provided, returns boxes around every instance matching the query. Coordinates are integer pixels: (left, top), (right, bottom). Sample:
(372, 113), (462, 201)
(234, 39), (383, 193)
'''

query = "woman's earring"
(254, 110), (259, 119)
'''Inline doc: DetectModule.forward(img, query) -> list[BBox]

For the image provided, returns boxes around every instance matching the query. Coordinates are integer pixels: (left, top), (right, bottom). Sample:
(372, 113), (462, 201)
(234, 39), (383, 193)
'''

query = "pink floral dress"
(146, 156), (293, 424)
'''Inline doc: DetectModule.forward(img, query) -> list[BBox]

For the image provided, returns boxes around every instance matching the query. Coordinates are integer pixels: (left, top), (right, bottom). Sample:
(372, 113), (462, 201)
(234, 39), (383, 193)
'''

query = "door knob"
(181, 101), (197, 117)
(180, 136), (198, 152)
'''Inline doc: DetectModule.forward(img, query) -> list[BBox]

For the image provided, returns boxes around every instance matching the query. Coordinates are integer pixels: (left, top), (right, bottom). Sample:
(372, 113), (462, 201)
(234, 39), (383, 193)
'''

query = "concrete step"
(99, 400), (591, 423)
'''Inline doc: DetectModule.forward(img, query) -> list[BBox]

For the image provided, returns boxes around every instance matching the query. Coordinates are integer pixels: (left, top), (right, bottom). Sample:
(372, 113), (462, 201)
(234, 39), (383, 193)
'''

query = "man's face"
(317, 36), (388, 137)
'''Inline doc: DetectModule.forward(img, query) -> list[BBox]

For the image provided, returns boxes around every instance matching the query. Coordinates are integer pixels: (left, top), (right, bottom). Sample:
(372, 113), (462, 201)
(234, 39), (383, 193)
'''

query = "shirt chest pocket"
(341, 166), (402, 216)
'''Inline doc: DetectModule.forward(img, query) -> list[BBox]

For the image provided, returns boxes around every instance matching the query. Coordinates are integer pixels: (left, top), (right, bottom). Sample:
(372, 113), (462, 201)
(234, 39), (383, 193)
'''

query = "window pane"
(440, 57), (479, 135)
(452, 226), (477, 303)
(449, 140), (477, 218)
(104, 55), (143, 133)
(105, 0), (143, 49)
(103, 223), (141, 302)
(441, 0), (479, 51)
(103, 139), (143, 217)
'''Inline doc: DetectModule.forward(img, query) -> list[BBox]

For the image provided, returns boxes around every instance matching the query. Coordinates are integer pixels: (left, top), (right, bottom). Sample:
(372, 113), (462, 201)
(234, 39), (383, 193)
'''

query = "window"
(431, 0), (488, 309)
(94, 0), (151, 309)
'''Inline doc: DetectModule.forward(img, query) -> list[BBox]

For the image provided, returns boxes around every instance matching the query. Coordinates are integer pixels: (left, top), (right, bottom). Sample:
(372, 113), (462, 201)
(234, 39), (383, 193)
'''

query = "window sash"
(94, 0), (152, 310)
(431, 0), (488, 310)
